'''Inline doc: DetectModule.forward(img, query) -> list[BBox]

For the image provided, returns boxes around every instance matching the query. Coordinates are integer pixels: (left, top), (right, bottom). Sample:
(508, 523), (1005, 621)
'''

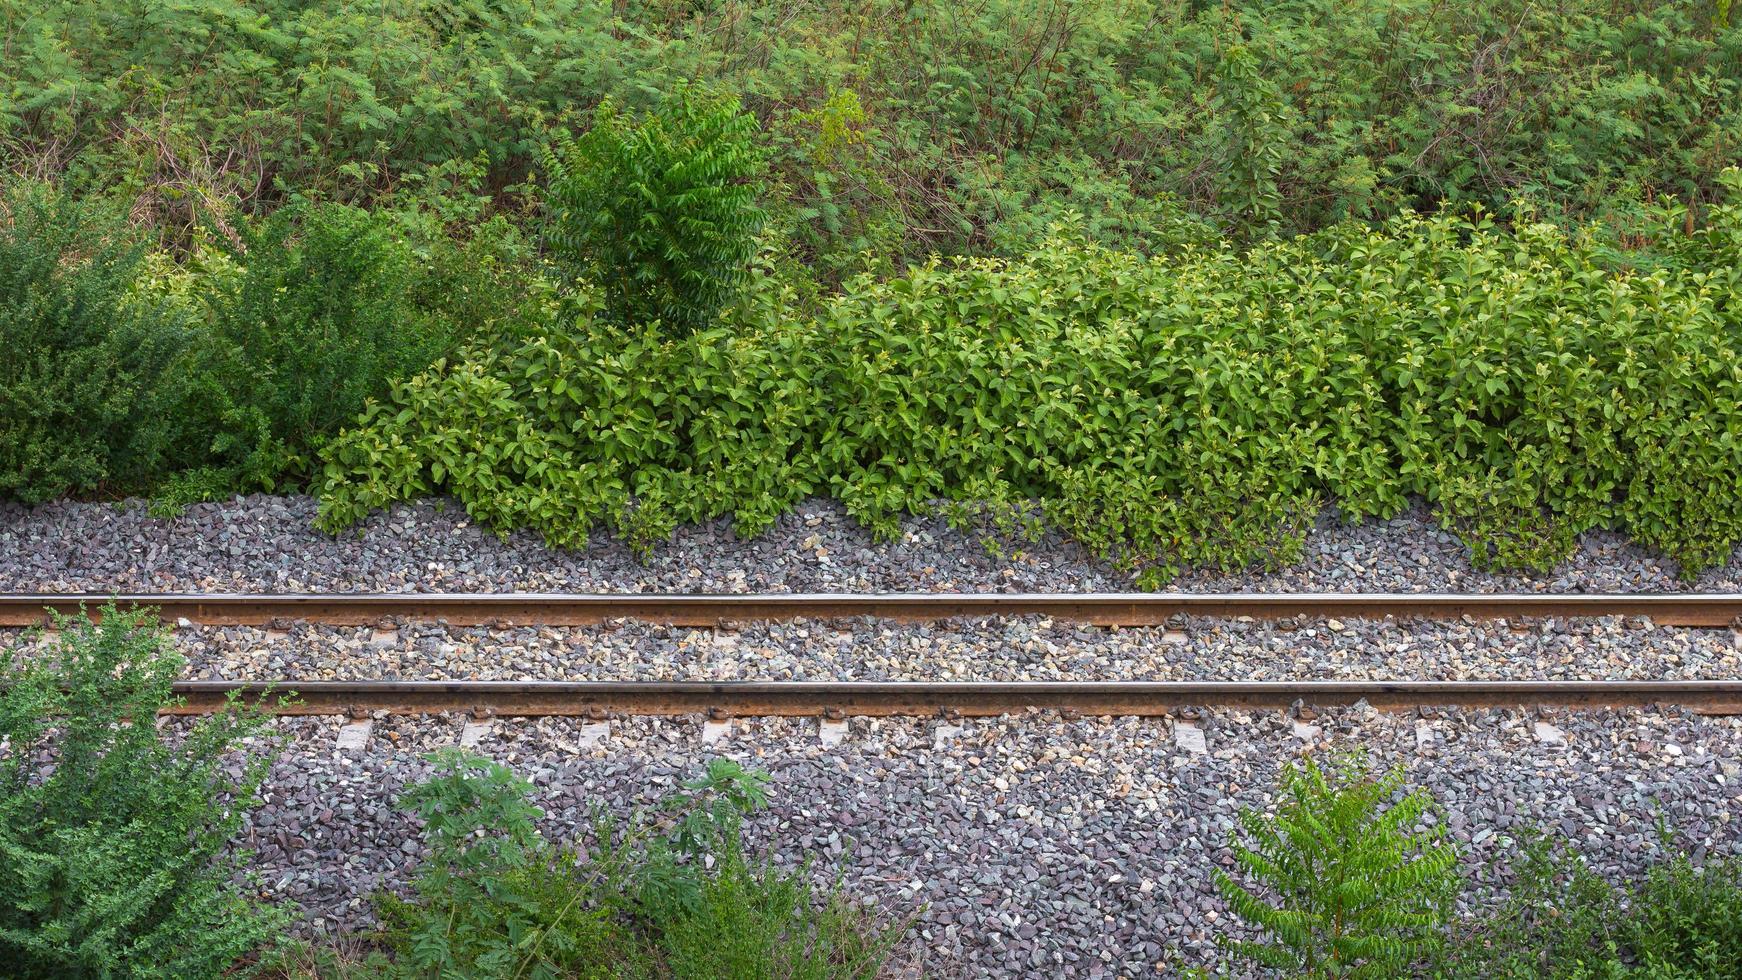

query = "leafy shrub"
(1214, 753), (1461, 978)
(1441, 834), (1742, 978)
(544, 88), (766, 334)
(317, 299), (829, 555)
(0, 183), (193, 504)
(321, 180), (1742, 582)
(376, 751), (903, 978)
(186, 202), (470, 490)
(0, 606), (283, 978)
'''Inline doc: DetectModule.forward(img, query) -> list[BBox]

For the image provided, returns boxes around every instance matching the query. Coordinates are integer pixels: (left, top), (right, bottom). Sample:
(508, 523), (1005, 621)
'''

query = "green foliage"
(1439, 833), (1742, 978)
(376, 749), (635, 978)
(543, 89), (766, 334)
(1214, 754), (1461, 978)
(0, 606), (284, 978)
(0, 182), (194, 504)
(7, 0), (1737, 266)
(184, 202), (474, 490)
(321, 184), (1742, 581)
(374, 753), (903, 978)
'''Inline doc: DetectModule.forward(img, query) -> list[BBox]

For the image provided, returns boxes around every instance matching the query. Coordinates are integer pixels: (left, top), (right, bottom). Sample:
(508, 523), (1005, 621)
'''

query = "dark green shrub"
(1441, 835), (1742, 979)
(543, 87), (766, 333)
(0, 606), (283, 978)
(1214, 753), (1461, 977)
(0, 183), (193, 504)
(190, 202), (466, 489)
(376, 752), (904, 978)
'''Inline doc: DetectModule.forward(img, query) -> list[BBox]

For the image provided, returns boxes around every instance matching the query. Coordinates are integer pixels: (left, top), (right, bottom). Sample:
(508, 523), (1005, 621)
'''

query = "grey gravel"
(11, 615), (1736, 683)
(3, 496), (1740, 594)
(223, 707), (1742, 977)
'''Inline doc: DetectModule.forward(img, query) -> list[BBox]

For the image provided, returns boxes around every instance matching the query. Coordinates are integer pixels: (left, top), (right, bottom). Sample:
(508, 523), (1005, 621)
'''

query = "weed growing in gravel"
(0, 605), (285, 978)
(369, 751), (906, 978)
(1213, 753), (1461, 978)
(1438, 831), (1742, 978)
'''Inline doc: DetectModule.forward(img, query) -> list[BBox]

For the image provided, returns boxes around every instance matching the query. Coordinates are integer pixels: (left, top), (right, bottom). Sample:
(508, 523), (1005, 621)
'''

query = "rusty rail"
(163, 679), (1742, 717)
(7, 592), (1742, 628)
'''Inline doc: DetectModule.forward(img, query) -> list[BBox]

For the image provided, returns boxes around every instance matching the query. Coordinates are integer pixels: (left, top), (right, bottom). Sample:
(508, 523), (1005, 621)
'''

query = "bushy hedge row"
(319, 171), (1742, 582)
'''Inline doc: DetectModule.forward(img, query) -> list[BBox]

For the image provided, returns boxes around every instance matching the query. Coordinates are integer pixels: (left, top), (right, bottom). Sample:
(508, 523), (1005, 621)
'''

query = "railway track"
(7, 591), (1742, 627)
(7, 591), (1740, 717)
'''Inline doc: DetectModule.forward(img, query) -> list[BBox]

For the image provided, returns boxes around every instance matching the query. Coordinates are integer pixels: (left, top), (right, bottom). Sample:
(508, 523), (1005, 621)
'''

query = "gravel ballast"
(234, 706), (1742, 977)
(9, 615), (1736, 683)
(5, 495), (1741, 594)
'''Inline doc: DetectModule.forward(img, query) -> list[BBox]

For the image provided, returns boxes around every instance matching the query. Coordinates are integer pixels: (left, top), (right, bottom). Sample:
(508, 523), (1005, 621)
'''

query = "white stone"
(702, 719), (732, 744)
(459, 721), (492, 749)
(1292, 720), (1322, 741)
(1173, 721), (1207, 756)
(578, 721), (611, 748)
(1533, 721), (1568, 747)
(820, 718), (850, 746)
(933, 724), (965, 749)
(335, 720), (373, 753)
(1415, 722), (1435, 752)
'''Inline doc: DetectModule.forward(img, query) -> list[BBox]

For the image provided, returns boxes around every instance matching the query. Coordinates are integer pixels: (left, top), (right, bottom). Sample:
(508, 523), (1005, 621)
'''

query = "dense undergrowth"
(0, 611), (907, 979)
(7, 0), (1738, 264)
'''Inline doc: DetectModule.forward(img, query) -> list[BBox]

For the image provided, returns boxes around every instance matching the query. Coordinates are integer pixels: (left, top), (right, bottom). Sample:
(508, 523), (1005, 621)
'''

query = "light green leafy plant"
(321, 181), (1742, 583)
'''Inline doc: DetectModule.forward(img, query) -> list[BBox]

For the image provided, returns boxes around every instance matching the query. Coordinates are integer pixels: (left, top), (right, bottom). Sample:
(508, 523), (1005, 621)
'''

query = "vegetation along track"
(7, 592), (1742, 717)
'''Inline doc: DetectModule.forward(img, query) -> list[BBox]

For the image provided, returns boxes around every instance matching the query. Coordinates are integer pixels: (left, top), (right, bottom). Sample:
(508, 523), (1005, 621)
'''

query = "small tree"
(1215, 753), (1460, 978)
(542, 86), (766, 335)
(0, 606), (283, 978)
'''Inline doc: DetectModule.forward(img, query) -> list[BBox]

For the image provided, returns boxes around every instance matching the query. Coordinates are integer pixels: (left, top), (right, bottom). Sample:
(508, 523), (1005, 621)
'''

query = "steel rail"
(7, 592), (1742, 628)
(161, 679), (1742, 717)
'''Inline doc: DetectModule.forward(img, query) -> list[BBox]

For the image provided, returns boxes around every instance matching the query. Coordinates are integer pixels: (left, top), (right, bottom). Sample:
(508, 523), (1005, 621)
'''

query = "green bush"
(374, 752), (903, 978)
(0, 606), (284, 978)
(320, 178), (1742, 582)
(0, 183), (194, 504)
(543, 88), (767, 334)
(1439, 834), (1742, 978)
(185, 202), (471, 491)
(1214, 753), (1461, 977)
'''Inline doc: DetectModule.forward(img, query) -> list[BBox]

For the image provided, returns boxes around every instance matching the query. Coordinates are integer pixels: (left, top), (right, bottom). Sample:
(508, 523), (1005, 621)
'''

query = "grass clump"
(365, 751), (904, 978)
(1440, 834), (1742, 979)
